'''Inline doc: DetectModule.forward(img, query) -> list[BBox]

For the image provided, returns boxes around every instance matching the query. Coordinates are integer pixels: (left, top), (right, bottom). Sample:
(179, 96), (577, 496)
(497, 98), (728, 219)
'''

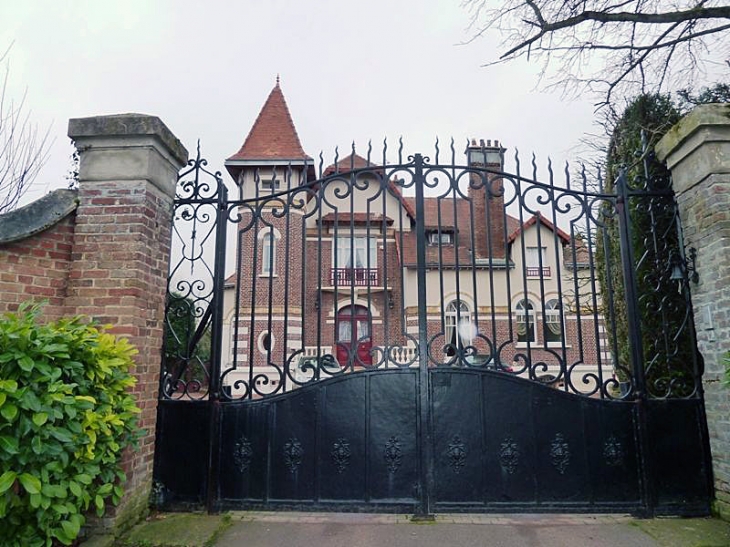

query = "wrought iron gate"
(153, 141), (712, 516)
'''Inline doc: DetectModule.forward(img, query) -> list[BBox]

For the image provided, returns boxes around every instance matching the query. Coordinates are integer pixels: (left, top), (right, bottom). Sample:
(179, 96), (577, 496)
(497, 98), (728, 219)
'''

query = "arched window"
(545, 299), (562, 343)
(516, 299), (536, 344)
(445, 300), (472, 356)
(335, 305), (372, 366)
(260, 230), (277, 276)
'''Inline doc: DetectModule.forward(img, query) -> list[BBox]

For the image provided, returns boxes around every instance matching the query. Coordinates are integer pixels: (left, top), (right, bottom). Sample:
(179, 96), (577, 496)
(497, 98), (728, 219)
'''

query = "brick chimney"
(466, 138), (506, 259)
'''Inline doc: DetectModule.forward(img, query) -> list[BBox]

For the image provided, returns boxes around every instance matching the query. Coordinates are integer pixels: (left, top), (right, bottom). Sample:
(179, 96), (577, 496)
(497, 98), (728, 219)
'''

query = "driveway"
(213, 513), (698, 547)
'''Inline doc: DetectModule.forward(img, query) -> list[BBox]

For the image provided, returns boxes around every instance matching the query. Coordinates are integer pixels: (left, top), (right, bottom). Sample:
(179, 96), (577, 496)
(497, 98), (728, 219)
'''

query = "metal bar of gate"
(615, 168), (654, 515)
(413, 153), (434, 518)
(206, 180), (228, 513)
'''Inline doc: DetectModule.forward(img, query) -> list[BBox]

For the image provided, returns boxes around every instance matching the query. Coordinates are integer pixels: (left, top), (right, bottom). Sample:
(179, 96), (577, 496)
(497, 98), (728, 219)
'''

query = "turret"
(224, 78), (310, 393)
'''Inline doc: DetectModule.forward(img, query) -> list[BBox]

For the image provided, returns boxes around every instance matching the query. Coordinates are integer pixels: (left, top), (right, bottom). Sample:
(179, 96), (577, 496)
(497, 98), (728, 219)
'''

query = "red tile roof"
(403, 197), (476, 230)
(317, 153), (416, 220)
(507, 212), (571, 244)
(227, 81), (311, 162)
(323, 153), (380, 176)
(320, 212), (394, 225)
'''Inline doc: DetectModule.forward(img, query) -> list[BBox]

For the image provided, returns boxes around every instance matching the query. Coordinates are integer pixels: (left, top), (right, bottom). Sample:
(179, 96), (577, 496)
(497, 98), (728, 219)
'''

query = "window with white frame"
(333, 237), (377, 269)
(429, 231), (453, 245)
(260, 179), (281, 192)
(260, 230), (277, 276)
(516, 299), (536, 343)
(525, 246), (549, 277)
(445, 300), (471, 357)
(545, 299), (562, 343)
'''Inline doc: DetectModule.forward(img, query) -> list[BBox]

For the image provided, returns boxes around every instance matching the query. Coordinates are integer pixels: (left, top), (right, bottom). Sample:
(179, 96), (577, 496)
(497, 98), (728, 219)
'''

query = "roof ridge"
(323, 152), (377, 175)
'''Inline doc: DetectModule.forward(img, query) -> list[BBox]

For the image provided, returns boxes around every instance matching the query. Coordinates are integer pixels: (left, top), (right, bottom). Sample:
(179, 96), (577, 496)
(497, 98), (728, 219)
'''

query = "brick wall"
(677, 176), (730, 512)
(656, 103), (730, 516)
(0, 212), (75, 320)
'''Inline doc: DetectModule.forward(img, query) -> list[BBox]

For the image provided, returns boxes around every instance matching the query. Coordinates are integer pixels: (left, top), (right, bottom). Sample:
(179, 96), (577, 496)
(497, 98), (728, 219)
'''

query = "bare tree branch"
(463, 0), (730, 106)
(0, 46), (51, 213)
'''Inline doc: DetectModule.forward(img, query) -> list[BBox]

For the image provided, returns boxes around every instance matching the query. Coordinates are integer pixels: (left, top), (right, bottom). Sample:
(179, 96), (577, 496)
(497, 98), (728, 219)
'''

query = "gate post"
(66, 115), (188, 533)
(656, 103), (730, 517)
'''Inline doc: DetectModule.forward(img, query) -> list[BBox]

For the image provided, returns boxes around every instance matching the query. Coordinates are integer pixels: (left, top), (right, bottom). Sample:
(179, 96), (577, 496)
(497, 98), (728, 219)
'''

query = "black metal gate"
(153, 141), (712, 516)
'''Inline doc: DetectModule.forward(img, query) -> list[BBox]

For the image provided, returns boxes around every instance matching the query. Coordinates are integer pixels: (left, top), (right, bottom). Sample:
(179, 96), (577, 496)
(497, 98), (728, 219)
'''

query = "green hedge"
(597, 94), (694, 395)
(0, 304), (141, 546)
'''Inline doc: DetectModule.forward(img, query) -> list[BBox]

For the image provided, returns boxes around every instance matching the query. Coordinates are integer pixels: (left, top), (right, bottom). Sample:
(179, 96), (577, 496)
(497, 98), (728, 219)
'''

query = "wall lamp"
(670, 247), (699, 288)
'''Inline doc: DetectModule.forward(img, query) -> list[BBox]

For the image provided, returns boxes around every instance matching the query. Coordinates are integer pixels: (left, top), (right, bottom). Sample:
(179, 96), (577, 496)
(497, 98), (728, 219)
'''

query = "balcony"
(526, 266), (551, 277)
(330, 267), (380, 286)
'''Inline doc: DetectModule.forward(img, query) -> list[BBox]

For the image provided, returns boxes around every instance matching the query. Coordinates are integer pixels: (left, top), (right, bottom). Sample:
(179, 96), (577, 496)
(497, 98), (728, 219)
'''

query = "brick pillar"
(656, 103), (730, 517)
(66, 115), (188, 532)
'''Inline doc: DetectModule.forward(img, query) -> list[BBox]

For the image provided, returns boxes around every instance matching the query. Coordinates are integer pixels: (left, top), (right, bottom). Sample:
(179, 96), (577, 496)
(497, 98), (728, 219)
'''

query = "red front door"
(336, 305), (372, 367)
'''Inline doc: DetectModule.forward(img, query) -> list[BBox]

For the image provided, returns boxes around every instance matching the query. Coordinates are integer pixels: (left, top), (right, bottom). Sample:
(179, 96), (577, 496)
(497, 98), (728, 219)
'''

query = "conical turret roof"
(227, 79), (311, 163)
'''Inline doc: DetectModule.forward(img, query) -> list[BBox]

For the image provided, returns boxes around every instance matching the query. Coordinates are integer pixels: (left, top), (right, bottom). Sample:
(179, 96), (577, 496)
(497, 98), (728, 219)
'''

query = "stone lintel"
(0, 188), (78, 244)
(68, 114), (189, 197)
(655, 103), (730, 194)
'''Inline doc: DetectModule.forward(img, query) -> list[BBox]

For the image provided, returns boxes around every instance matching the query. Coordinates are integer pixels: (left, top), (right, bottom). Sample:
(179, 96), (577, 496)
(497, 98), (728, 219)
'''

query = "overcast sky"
(0, 0), (695, 204)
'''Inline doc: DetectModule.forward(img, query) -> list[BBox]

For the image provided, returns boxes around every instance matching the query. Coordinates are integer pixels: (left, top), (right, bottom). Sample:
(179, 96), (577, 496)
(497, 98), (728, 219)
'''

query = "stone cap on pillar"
(655, 103), (730, 193)
(68, 113), (189, 197)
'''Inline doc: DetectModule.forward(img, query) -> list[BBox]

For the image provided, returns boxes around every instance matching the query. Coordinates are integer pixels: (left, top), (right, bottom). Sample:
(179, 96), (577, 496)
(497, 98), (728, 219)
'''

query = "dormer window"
(429, 231), (453, 245)
(260, 179), (281, 192)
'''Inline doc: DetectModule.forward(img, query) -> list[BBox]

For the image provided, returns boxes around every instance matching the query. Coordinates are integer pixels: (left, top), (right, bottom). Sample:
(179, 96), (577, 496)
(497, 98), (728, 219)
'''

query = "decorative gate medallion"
(499, 437), (520, 475)
(233, 436), (253, 473)
(331, 438), (351, 474)
(447, 435), (467, 474)
(549, 433), (570, 475)
(603, 436), (624, 467)
(384, 436), (402, 474)
(284, 438), (304, 474)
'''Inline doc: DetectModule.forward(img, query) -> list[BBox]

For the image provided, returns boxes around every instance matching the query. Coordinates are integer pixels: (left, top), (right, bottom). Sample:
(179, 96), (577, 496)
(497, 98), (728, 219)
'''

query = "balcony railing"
(330, 267), (379, 286)
(526, 266), (551, 277)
